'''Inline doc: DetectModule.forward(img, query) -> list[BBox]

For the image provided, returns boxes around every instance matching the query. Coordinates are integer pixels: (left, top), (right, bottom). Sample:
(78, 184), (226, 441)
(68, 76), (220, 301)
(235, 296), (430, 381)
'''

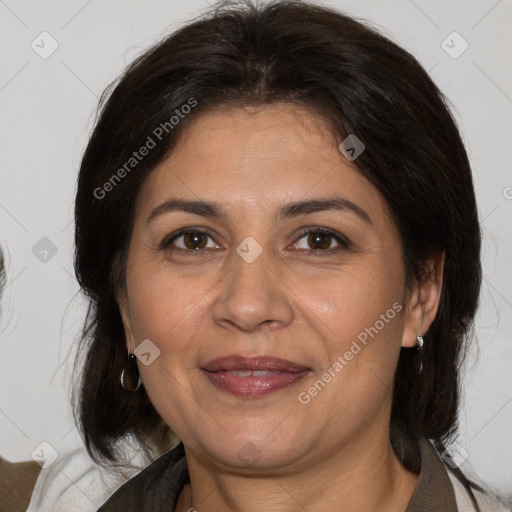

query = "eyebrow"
(146, 197), (373, 226)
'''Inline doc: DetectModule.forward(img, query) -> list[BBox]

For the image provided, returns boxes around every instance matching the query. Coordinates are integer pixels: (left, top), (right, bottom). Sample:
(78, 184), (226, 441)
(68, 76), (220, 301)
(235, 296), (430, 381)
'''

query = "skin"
(119, 103), (444, 512)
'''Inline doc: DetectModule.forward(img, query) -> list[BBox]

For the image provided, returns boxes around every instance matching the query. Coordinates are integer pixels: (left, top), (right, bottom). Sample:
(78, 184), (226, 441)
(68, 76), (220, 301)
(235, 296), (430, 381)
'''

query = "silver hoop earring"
(120, 351), (142, 392)
(412, 335), (424, 376)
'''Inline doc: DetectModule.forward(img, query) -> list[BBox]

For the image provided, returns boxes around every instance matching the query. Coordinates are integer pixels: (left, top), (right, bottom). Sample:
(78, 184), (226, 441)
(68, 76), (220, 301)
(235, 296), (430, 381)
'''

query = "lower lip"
(201, 369), (310, 397)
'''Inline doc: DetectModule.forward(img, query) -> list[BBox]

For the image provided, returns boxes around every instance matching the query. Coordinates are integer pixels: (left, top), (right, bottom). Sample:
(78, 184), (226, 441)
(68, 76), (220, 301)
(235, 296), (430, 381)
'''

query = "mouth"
(201, 355), (311, 397)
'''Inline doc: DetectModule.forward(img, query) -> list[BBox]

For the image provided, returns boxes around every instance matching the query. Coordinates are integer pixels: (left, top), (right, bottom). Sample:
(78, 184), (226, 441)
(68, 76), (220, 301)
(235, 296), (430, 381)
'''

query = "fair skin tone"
(119, 103), (444, 512)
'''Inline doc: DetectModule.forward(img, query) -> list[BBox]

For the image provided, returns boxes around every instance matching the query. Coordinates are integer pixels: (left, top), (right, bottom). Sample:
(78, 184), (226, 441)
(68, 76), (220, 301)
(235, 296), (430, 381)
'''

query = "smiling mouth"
(201, 355), (311, 397)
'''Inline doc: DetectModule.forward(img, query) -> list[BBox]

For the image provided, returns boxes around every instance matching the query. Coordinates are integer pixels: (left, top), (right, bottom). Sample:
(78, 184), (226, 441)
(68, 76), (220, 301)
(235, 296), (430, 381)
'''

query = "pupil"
(185, 232), (206, 249)
(308, 232), (330, 250)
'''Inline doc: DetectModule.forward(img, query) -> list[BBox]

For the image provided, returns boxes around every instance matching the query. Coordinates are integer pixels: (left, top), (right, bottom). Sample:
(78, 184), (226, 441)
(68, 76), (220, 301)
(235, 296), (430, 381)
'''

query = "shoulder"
(393, 428), (509, 512)
(97, 442), (188, 511)
(26, 445), (147, 512)
(445, 465), (510, 512)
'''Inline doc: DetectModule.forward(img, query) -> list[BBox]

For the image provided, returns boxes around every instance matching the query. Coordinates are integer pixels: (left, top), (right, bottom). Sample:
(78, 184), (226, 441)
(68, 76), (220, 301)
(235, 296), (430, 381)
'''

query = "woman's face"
(120, 103), (436, 470)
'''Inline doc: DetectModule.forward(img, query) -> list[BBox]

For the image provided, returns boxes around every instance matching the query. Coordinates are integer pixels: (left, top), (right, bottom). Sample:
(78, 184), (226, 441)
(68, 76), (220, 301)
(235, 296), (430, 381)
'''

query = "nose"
(212, 245), (294, 333)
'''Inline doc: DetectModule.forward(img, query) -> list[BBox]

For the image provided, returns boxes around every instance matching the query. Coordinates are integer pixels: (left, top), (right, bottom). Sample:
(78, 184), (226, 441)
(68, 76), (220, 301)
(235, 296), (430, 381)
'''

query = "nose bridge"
(212, 237), (294, 331)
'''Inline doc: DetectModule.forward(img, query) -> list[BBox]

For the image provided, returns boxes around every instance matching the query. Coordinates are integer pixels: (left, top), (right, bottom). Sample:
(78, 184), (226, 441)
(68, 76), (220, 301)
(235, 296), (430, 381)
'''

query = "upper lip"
(202, 355), (309, 372)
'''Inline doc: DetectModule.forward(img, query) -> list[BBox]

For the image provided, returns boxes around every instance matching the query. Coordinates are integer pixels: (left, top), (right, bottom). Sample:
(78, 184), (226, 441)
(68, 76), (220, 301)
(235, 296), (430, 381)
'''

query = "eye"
(292, 227), (350, 255)
(160, 226), (351, 256)
(160, 228), (221, 253)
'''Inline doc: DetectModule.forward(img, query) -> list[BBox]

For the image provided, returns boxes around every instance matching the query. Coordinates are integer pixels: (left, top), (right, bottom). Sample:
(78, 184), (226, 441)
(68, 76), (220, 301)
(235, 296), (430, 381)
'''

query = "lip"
(202, 355), (309, 372)
(201, 355), (311, 397)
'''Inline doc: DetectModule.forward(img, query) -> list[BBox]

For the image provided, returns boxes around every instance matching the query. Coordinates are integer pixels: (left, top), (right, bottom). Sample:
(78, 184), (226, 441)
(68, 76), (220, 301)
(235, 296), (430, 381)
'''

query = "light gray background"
(1, 0), (511, 498)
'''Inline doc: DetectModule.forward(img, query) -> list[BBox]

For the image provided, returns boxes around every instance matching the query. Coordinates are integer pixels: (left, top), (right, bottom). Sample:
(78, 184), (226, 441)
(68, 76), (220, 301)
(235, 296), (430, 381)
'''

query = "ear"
(116, 286), (137, 354)
(401, 250), (445, 348)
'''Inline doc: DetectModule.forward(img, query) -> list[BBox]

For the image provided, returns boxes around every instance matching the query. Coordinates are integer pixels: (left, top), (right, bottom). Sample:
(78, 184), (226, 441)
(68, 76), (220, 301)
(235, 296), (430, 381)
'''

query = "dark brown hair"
(73, 0), (481, 464)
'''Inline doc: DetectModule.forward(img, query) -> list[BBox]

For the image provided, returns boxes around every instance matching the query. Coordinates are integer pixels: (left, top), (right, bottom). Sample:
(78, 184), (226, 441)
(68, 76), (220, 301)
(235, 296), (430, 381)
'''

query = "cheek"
(304, 262), (404, 343)
(125, 271), (211, 410)
(126, 266), (216, 344)
(300, 264), (405, 400)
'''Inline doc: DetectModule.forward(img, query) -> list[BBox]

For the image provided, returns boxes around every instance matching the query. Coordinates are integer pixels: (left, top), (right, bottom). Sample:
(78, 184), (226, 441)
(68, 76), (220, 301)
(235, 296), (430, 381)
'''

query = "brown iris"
(183, 232), (208, 250)
(307, 232), (332, 250)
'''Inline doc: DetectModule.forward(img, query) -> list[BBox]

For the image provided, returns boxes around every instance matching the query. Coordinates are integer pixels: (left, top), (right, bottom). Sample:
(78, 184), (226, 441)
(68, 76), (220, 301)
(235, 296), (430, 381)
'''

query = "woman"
(72, 1), (509, 510)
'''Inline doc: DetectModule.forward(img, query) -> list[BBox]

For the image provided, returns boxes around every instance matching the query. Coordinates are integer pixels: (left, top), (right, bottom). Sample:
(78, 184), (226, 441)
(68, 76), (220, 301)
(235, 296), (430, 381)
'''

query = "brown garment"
(97, 435), (460, 511)
(406, 438), (458, 511)
(0, 457), (42, 512)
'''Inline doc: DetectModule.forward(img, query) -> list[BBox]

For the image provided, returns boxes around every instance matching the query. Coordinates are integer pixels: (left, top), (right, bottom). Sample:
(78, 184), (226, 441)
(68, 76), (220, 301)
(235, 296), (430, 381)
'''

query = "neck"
(176, 429), (419, 512)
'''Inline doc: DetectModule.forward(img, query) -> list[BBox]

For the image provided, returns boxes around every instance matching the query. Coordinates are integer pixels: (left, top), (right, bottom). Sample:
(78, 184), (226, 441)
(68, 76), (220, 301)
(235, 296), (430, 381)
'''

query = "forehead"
(154, 104), (339, 183)
(136, 103), (389, 225)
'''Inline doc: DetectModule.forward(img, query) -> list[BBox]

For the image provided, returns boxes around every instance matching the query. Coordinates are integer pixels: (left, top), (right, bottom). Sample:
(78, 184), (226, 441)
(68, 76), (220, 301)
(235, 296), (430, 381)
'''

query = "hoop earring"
(120, 351), (142, 392)
(412, 335), (424, 376)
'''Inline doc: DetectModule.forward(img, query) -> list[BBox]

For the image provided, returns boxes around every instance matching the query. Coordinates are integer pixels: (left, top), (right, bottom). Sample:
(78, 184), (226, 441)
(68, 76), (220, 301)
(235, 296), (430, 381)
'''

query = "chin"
(192, 427), (309, 471)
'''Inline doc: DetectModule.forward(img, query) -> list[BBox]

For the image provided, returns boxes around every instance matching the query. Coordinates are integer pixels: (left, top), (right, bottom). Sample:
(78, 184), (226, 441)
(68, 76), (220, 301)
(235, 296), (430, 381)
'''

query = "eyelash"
(159, 226), (351, 257)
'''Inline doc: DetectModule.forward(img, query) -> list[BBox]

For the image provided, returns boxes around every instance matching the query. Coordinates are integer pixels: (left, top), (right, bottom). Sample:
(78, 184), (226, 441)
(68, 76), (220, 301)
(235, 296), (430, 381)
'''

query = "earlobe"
(401, 250), (445, 348)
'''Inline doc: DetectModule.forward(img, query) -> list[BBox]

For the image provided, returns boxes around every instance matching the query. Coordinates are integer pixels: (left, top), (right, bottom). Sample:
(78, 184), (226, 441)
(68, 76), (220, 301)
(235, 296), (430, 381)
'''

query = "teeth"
(228, 370), (252, 377)
(226, 370), (275, 377)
